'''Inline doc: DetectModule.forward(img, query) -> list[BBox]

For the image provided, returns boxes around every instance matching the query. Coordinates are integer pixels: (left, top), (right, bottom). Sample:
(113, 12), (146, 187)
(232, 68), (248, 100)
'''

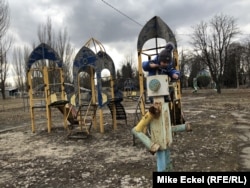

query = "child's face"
(159, 61), (170, 68)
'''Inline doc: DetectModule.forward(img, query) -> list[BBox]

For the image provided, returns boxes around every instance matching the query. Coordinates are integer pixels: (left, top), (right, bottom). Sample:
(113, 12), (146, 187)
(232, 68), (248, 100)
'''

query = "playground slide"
(107, 98), (127, 126)
(50, 92), (126, 128)
(49, 93), (77, 125)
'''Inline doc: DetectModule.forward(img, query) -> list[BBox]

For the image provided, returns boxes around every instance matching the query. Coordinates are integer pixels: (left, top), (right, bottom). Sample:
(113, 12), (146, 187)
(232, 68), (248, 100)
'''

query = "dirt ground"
(0, 88), (250, 188)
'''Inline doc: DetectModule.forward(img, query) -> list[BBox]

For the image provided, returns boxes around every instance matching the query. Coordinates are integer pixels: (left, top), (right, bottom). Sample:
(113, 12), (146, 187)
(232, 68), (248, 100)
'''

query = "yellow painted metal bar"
(134, 111), (154, 132)
(110, 76), (117, 130)
(110, 76), (114, 99)
(99, 109), (104, 133)
(90, 68), (97, 130)
(59, 69), (68, 129)
(112, 104), (117, 130)
(137, 52), (145, 116)
(77, 73), (81, 105)
(173, 49), (181, 100)
(27, 69), (35, 133)
(43, 66), (52, 133)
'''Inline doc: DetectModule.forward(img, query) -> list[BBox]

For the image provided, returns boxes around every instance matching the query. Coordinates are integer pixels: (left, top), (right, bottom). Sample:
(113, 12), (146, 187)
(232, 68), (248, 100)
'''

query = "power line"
(101, 0), (143, 27)
(101, 1), (250, 37)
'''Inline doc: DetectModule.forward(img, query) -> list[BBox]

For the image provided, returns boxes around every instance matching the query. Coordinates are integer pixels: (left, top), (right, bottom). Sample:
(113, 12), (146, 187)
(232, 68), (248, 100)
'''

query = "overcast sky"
(6, 0), (250, 81)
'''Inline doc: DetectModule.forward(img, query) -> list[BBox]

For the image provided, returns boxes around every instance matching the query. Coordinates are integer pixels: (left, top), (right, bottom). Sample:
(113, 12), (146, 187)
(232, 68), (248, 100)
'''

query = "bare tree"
(118, 54), (138, 90)
(0, 35), (12, 99)
(0, 0), (9, 39)
(242, 39), (250, 86)
(191, 14), (239, 93)
(0, 0), (10, 99)
(12, 46), (30, 92)
(179, 49), (193, 88)
(56, 28), (75, 83)
(37, 17), (55, 69)
(121, 54), (136, 79)
(37, 17), (74, 83)
(224, 42), (245, 88)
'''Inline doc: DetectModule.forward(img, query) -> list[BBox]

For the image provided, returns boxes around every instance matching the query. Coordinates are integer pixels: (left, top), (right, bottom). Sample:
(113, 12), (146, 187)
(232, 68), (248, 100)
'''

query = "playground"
(1, 15), (250, 187)
(0, 88), (250, 187)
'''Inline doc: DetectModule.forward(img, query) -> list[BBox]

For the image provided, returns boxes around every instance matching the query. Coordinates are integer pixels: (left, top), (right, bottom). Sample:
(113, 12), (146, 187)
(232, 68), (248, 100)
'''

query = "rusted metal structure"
(27, 43), (67, 133)
(27, 40), (127, 136)
(136, 16), (182, 120)
(132, 16), (190, 172)
(72, 38), (126, 133)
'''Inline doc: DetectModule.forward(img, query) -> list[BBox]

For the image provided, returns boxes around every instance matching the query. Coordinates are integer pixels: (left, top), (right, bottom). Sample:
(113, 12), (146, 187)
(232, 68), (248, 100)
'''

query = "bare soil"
(0, 89), (250, 188)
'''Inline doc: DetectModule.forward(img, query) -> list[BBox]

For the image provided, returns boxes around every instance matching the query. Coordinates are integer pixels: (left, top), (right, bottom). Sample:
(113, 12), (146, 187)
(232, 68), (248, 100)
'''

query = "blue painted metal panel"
(96, 51), (116, 78)
(27, 43), (62, 69)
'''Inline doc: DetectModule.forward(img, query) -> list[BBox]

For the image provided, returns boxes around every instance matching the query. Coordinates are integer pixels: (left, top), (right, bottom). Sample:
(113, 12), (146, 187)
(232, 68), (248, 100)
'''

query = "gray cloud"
(7, 0), (250, 61)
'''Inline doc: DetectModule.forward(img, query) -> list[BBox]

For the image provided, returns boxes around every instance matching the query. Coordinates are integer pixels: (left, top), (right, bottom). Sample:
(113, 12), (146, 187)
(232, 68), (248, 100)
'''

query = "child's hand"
(172, 73), (179, 79)
(150, 63), (159, 69)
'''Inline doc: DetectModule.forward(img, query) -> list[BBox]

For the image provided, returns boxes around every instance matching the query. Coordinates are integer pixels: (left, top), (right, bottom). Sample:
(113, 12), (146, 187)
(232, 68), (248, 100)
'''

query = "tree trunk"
(0, 83), (6, 99)
(216, 82), (221, 94)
